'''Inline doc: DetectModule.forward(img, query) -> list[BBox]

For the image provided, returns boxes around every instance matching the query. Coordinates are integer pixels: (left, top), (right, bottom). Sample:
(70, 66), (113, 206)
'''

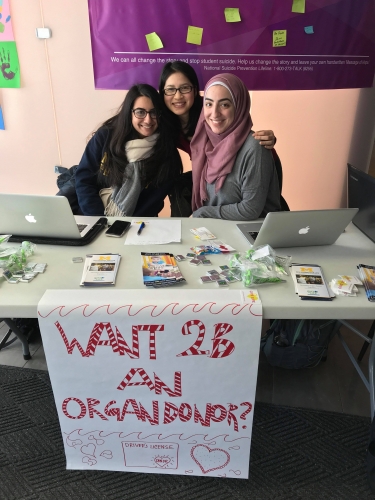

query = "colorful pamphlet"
(290, 264), (332, 301)
(80, 254), (121, 286)
(141, 252), (186, 288)
(357, 264), (375, 302)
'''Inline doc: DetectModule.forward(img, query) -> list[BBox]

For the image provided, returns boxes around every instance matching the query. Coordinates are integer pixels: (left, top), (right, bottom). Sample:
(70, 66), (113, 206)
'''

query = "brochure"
(141, 252), (186, 288)
(357, 264), (375, 302)
(80, 254), (121, 286)
(290, 264), (332, 301)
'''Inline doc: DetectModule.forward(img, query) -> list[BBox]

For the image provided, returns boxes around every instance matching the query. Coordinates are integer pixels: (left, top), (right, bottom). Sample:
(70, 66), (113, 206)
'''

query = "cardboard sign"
(38, 289), (262, 478)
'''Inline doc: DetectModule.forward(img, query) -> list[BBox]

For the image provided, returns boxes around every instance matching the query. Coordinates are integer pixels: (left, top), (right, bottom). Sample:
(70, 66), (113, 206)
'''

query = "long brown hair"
(99, 83), (182, 187)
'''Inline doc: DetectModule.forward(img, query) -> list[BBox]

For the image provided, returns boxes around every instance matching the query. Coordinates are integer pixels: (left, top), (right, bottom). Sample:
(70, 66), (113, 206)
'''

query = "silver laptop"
(236, 209), (359, 248)
(0, 194), (100, 239)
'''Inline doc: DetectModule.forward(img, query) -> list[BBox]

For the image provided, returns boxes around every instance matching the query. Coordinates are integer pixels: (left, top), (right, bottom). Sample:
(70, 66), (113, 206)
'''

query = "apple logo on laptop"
(299, 226), (310, 235)
(25, 213), (37, 223)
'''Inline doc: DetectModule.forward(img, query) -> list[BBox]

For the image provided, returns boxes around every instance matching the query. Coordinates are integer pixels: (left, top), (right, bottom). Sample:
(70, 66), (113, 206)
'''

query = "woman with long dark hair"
(158, 61), (276, 157)
(75, 83), (182, 216)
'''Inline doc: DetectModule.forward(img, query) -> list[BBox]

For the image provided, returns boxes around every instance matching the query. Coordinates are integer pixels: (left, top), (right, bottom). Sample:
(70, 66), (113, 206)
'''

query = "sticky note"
(292, 0), (305, 14)
(224, 8), (241, 22)
(145, 32), (163, 52)
(273, 30), (287, 47)
(186, 26), (203, 45)
(0, 105), (4, 130)
(304, 25), (314, 34)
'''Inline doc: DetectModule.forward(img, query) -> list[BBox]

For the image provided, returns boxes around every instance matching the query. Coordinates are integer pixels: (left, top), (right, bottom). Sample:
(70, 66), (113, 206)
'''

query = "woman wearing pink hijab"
(191, 73), (281, 220)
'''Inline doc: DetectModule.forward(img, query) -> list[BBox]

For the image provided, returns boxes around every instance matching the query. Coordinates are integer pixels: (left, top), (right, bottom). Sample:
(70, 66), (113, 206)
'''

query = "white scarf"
(104, 134), (159, 217)
(125, 134), (159, 162)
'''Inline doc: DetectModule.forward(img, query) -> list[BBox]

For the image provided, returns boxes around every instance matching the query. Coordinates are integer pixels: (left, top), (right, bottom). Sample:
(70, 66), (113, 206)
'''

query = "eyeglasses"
(163, 85), (194, 96)
(132, 108), (160, 119)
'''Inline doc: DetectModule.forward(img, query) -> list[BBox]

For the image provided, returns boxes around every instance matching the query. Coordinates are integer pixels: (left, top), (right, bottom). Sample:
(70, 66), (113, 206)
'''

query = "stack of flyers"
(80, 254), (121, 286)
(290, 264), (333, 301)
(141, 252), (186, 288)
(357, 264), (375, 302)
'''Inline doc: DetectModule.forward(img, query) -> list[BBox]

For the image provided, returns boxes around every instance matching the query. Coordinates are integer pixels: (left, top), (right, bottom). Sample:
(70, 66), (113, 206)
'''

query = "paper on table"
(125, 219), (181, 245)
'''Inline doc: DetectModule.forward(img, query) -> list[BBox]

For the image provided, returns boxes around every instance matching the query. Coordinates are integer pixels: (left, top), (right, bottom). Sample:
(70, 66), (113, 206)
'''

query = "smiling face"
(203, 85), (235, 135)
(163, 72), (196, 122)
(131, 96), (158, 138)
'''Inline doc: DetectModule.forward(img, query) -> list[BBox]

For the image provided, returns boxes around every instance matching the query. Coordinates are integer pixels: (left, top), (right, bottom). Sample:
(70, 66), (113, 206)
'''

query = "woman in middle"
(158, 61), (276, 156)
(191, 73), (281, 220)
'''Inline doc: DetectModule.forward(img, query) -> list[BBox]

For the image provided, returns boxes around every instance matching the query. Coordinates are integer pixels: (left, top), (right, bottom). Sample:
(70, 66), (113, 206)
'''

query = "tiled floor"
(0, 319), (372, 418)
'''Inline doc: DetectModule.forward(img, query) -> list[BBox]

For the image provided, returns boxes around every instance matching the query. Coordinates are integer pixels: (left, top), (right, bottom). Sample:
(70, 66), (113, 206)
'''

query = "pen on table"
(137, 222), (146, 235)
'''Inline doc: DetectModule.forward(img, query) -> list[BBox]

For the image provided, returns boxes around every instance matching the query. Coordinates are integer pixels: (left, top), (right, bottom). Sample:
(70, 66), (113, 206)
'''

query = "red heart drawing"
(67, 438), (82, 447)
(82, 455), (97, 466)
(190, 445), (230, 474)
(81, 443), (96, 457)
(154, 455), (172, 468)
(100, 450), (113, 459)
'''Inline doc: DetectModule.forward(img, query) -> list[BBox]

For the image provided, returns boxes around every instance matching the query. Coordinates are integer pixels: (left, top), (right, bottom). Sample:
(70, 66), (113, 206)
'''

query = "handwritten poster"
(38, 289), (262, 478)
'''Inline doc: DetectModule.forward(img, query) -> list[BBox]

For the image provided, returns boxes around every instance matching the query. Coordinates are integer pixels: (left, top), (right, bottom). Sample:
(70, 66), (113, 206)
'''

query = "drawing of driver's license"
(122, 441), (179, 469)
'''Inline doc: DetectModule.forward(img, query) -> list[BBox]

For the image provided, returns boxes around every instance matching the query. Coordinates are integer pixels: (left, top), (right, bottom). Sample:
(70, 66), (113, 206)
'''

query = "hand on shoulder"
(252, 130), (276, 149)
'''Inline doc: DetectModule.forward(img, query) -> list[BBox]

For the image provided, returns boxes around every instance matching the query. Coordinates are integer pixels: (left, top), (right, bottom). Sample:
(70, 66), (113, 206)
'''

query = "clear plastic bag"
(0, 239), (36, 271)
(228, 245), (291, 287)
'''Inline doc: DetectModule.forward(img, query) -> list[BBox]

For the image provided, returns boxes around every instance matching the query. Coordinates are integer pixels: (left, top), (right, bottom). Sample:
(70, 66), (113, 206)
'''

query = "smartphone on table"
(105, 220), (131, 237)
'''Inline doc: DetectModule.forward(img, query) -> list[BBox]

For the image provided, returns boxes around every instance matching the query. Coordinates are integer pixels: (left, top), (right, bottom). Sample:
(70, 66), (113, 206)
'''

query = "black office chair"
(357, 320), (375, 362)
(0, 319), (31, 360)
(271, 148), (290, 212)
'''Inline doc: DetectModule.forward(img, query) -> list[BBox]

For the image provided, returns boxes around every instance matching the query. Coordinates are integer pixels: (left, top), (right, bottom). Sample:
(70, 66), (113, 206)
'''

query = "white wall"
(1, 0), (375, 212)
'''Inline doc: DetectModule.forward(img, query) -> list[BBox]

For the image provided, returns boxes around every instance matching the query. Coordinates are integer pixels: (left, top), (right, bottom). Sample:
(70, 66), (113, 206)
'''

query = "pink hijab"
(190, 73), (253, 211)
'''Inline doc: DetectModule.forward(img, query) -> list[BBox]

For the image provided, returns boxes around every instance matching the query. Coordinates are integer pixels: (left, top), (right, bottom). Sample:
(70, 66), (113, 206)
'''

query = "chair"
(169, 171), (193, 217)
(357, 320), (375, 362)
(271, 148), (290, 212)
(0, 319), (31, 360)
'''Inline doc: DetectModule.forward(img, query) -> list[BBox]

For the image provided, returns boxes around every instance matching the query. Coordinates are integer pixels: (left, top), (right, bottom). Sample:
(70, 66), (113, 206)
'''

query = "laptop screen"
(347, 163), (375, 243)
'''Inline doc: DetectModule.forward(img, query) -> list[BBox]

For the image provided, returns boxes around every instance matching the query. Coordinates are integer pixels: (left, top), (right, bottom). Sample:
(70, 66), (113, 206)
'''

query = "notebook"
(0, 194), (101, 239)
(236, 208), (358, 248)
(347, 163), (375, 243)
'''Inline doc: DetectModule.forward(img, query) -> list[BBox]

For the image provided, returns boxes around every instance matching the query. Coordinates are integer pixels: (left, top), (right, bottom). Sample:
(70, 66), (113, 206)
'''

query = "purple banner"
(88, 0), (375, 91)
